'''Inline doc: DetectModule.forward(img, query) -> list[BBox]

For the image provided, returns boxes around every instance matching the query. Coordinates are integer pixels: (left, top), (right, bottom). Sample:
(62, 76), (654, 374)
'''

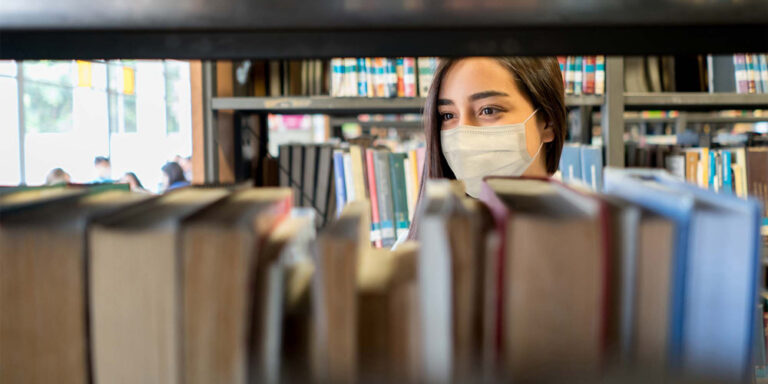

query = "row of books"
(419, 172), (759, 382)
(332, 146), (425, 247)
(558, 143), (604, 191)
(0, 171), (761, 382)
(329, 57), (437, 98)
(557, 55), (606, 95)
(709, 54), (768, 94)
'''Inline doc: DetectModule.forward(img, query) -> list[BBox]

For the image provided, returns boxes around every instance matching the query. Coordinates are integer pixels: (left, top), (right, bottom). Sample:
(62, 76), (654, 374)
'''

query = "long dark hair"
(407, 57), (566, 241)
(124, 172), (145, 189)
(162, 162), (187, 188)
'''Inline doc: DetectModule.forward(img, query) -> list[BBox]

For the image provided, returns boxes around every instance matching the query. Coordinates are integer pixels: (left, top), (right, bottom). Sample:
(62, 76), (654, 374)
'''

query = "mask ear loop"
(524, 109), (544, 164)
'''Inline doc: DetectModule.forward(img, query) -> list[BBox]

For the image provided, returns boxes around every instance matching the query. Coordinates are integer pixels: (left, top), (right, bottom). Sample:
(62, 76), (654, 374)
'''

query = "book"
(759, 54), (768, 93)
(734, 54), (749, 94)
(302, 144), (318, 207)
(707, 54), (737, 93)
(684, 150), (699, 184)
(387, 58), (398, 97)
(342, 152), (356, 202)
(403, 57), (417, 97)
(396, 58), (405, 97)
(290, 144), (304, 207)
(90, 188), (229, 384)
(559, 143), (583, 182)
(746, 54), (757, 94)
(0, 190), (150, 384)
(374, 149), (396, 247)
(389, 152), (410, 239)
(580, 145), (603, 191)
(417, 57), (435, 97)
(279, 145), (291, 188)
(584, 56), (596, 94)
(574, 56), (583, 95)
(752, 54), (764, 94)
(479, 177), (607, 380)
(182, 188), (292, 384)
(357, 57), (368, 97)
(332, 150), (347, 217)
(747, 147), (768, 218)
(722, 149), (733, 194)
(665, 152), (686, 180)
(349, 145), (368, 201)
(565, 56), (575, 94)
(365, 57), (375, 97)
(314, 144), (334, 226)
(313, 200), (369, 382)
(366, 148), (383, 248)
(403, 157), (416, 223)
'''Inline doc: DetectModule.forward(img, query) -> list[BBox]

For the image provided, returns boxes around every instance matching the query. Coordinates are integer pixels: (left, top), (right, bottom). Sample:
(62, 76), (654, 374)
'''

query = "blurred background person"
(45, 168), (71, 185)
(174, 155), (193, 182)
(119, 172), (151, 194)
(93, 156), (113, 183)
(161, 162), (189, 192)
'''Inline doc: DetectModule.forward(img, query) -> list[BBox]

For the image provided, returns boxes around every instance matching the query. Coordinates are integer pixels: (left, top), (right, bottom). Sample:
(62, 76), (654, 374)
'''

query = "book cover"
(752, 54), (764, 94)
(349, 145), (369, 201)
(376, 58), (387, 97)
(707, 54), (737, 93)
(314, 145), (334, 225)
(595, 55), (606, 95)
(365, 57), (375, 97)
(685, 150), (699, 184)
(403, 157), (416, 223)
(374, 150), (396, 247)
(396, 58), (405, 97)
(759, 54), (768, 94)
(699, 148), (710, 189)
(290, 145), (304, 207)
(746, 54), (757, 94)
(365, 148), (383, 247)
(417, 57), (434, 97)
(709, 150), (717, 192)
(345, 58), (358, 97)
(389, 152), (410, 239)
(387, 59), (398, 98)
(333, 150), (347, 217)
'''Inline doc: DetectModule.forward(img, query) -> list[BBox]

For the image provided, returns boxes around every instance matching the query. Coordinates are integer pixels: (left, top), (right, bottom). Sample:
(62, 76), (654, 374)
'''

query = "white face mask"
(440, 109), (543, 198)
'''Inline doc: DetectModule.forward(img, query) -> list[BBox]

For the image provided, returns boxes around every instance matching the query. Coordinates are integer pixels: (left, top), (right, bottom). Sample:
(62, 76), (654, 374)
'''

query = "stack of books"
(557, 55), (606, 96)
(330, 57), (437, 98)
(709, 53), (768, 94)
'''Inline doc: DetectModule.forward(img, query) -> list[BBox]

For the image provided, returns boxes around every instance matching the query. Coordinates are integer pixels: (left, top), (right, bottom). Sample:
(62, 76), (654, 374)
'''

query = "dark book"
(373, 150), (396, 247)
(747, 147), (768, 218)
(279, 144), (291, 188)
(291, 144), (304, 207)
(707, 55), (737, 93)
(303, 144), (318, 208)
(314, 144), (334, 227)
(388, 152), (410, 239)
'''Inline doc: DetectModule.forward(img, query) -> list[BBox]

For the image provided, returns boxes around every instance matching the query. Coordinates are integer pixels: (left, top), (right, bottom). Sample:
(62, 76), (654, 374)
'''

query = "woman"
(120, 172), (151, 194)
(406, 57), (566, 241)
(161, 162), (190, 192)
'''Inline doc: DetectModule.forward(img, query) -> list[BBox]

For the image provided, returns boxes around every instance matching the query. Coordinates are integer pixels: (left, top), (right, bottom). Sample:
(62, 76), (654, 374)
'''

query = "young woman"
(406, 57), (566, 241)
(161, 162), (190, 192)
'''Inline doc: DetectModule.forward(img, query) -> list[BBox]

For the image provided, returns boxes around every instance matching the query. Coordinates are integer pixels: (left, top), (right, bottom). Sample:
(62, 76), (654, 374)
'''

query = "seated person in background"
(45, 168), (71, 185)
(93, 156), (113, 183)
(161, 162), (190, 192)
(174, 155), (194, 182)
(119, 172), (151, 194)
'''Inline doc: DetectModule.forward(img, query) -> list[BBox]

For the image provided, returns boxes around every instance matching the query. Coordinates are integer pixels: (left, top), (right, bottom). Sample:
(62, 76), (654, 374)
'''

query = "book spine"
(685, 151), (698, 184)
(565, 56), (575, 95)
(753, 54), (764, 94)
(734, 54), (748, 94)
(403, 157), (416, 223)
(332, 151), (347, 217)
(375, 58), (386, 97)
(357, 58), (368, 97)
(585, 56), (596, 95)
(365, 58), (375, 98)
(408, 149), (420, 211)
(596, 55), (606, 95)
(389, 153), (410, 239)
(348, 58), (359, 97)
(374, 150), (396, 247)
(417, 57), (433, 97)
(722, 150), (733, 194)
(760, 54), (768, 94)
(403, 57), (416, 97)
(388, 59), (398, 98)
(331, 58), (341, 97)
(365, 149), (383, 248)
(342, 152), (355, 202)
(747, 54), (757, 94)
(396, 58), (405, 97)
(700, 148), (710, 189)
(574, 56), (583, 95)
(557, 56), (566, 89)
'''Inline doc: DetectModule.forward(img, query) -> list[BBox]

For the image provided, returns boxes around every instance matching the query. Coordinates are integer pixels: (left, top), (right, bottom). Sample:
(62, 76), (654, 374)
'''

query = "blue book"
(760, 54), (768, 94)
(709, 150), (717, 191)
(332, 150), (347, 217)
(559, 144), (583, 183)
(605, 168), (761, 381)
(357, 58), (367, 97)
(579, 145), (603, 191)
(722, 150), (733, 194)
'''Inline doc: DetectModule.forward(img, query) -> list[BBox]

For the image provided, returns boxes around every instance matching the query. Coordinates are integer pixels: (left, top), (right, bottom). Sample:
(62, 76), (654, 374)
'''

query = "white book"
(403, 158), (415, 223)
(342, 152), (355, 202)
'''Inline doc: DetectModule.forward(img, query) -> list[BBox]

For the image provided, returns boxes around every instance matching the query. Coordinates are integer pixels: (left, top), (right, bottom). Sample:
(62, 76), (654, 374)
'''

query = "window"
(22, 61), (74, 134)
(0, 61), (21, 185)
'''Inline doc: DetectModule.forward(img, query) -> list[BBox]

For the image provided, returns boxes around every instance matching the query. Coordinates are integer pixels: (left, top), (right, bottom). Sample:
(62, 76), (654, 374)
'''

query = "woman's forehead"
(439, 58), (519, 100)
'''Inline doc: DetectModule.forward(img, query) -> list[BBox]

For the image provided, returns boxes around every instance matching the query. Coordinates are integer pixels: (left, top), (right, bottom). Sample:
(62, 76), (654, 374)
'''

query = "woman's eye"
(440, 113), (455, 122)
(480, 107), (497, 116)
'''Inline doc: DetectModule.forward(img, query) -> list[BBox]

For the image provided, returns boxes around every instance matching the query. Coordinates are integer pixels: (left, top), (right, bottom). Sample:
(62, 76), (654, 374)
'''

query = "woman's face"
(437, 58), (553, 172)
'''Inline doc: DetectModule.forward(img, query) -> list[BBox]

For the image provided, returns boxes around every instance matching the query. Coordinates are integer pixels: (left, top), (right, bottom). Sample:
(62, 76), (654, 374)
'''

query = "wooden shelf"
(625, 93), (768, 110)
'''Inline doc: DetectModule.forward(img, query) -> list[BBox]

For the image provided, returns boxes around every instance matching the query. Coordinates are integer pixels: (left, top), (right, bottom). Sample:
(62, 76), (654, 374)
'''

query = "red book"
(585, 56), (596, 95)
(365, 149), (383, 248)
(396, 58), (405, 97)
(478, 176), (610, 378)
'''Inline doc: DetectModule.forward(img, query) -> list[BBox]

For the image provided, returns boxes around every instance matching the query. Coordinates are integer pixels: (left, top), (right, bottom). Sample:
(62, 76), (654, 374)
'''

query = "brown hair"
(407, 57), (566, 241)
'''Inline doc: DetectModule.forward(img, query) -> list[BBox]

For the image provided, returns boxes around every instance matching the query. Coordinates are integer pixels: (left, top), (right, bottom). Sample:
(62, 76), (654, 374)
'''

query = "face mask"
(440, 109), (543, 198)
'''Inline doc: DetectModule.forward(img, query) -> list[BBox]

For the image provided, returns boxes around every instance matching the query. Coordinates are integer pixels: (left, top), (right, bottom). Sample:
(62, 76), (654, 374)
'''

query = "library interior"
(2, 1), (768, 383)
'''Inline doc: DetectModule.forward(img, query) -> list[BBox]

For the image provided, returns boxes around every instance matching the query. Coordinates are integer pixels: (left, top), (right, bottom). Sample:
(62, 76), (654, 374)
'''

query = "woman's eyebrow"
(437, 99), (454, 106)
(469, 90), (509, 101)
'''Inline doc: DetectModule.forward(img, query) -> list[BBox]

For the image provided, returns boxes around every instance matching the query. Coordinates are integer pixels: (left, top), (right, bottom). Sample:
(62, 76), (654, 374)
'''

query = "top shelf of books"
(1, 1), (766, 59)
